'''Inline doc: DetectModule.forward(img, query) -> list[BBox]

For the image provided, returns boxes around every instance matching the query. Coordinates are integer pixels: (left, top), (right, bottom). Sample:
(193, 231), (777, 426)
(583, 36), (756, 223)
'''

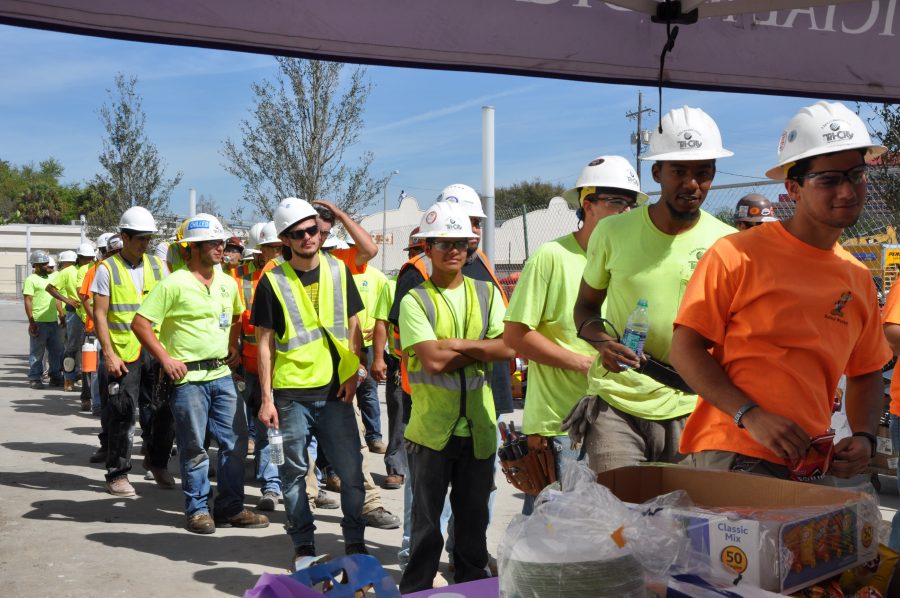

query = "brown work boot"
(186, 512), (216, 534)
(105, 475), (136, 497)
(214, 509), (269, 529)
(143, 458), (176, 489)
(366, 438), (387, 454)
(64, 379), (76, 392)
(382, 474), (404, 490)
(324, 473), (341, 492)
(80, 398), (91, 412)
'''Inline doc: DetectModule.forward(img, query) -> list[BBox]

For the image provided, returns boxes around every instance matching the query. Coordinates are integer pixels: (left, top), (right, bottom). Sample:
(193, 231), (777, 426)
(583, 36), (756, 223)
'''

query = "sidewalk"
(0, 298), (525, 596)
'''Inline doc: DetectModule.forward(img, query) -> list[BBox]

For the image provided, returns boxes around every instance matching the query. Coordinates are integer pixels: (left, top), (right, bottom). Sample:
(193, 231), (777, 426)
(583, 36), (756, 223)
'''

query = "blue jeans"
(521, 435), (581, 515)
(356, 346), (382, 441)
(171, 376), (248, 518)
(243, 372), (281, 495)
(276, 398), (365, 547)
(890, 416), (900, 551)
(28, 321), (64, 382)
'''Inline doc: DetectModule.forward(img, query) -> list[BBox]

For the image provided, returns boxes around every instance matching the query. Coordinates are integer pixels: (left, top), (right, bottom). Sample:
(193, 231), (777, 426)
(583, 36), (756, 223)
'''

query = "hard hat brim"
(739, 216), (779, 223)
(765, 143), (888, 180)
(639, 148), (734, 162)
(412, 232), (480, 240)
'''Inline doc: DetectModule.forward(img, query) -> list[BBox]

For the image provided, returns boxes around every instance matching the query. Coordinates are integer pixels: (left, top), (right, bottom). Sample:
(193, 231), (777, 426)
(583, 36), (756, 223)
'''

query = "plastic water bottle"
(108, 381), (120, 397)
(268, 427), (285, 466)
(619, 299), (649, 369)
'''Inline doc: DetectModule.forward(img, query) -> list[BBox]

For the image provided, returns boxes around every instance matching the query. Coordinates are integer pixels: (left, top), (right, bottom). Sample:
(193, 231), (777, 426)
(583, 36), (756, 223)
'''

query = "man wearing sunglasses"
(571, 107), (736, 475)
(133, 213), (269, 534)
(673, 101), (891, 482)
(397, 201), (514, 593)
(252, 197), (370, 562)
(504, 155), (645, 513)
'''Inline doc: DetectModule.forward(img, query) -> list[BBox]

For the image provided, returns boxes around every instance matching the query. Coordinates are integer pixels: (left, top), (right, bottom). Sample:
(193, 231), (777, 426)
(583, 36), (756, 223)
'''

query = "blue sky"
(0, 23), (875, 222)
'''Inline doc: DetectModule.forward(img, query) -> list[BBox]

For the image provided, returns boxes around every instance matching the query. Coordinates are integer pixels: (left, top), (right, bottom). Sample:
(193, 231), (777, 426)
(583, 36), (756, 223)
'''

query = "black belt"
(638, 357), (695, 394)
(184, 358), (227, 371)
(65, 305), (77, 313)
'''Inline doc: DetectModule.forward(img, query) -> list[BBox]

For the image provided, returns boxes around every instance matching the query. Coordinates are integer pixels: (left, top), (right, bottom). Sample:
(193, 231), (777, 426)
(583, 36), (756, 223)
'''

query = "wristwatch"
(734, 402), (759, 429)
(852, 431), (877, 458)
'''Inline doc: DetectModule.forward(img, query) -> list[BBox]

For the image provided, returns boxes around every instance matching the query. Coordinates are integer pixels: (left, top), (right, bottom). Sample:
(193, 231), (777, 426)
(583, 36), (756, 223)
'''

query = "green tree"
(223, 57), (385, 220)
(90, 73), (182, 230)
(0, 158), (75, 224)
(865, 103), (900, 224)
(495, 178), (566, 216)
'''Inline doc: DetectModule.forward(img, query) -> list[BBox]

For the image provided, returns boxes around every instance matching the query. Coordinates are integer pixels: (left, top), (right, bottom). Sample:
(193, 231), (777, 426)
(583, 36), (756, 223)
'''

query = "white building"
(0, 224), (86, 295)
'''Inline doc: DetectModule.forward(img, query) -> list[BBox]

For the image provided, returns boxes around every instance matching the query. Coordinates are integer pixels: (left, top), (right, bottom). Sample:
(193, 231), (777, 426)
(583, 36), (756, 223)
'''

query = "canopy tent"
(0, 0), (897, 102)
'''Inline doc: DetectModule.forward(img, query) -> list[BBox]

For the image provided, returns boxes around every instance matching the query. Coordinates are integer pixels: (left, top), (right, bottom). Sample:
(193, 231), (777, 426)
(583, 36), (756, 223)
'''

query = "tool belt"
(638, 356), (694, 394)
(184, 358), (227, 371)
(499, 435), (557, 497)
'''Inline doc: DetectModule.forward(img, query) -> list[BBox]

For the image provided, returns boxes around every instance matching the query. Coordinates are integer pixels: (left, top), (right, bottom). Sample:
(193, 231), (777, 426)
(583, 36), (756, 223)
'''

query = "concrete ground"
(2, 296), (898, 597)
(0, 298), (525, 597)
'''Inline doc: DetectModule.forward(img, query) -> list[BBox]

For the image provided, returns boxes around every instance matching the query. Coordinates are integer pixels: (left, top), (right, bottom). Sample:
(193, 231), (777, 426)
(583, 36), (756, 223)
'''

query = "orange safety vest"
(239, 262), (264, 373)
(395, 249), (508, 394)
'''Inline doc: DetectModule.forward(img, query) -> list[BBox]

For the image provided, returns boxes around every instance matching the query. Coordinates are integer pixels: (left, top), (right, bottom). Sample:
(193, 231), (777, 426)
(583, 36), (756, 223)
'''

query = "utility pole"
(626, 91), (654, 183)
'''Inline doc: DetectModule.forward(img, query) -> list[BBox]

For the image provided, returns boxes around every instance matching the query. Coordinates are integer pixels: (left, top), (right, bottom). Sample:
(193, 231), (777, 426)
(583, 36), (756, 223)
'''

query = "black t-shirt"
(387, 252), (514, 415)
(251, 262), (364, 402)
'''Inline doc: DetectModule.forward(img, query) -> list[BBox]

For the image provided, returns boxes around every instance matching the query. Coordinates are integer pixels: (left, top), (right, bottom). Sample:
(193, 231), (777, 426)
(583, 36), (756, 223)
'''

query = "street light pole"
(382, 170), (399, 272)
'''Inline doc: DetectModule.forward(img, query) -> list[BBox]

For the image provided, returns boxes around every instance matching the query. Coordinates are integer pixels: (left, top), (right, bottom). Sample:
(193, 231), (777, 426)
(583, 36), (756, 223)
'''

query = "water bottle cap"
(637, 298), (648, 308)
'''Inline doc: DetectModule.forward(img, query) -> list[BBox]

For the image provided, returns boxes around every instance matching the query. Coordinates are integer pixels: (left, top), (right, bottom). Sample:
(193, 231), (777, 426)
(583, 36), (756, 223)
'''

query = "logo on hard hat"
(446, 218), (462, 231)
(749, 207), (761, 216)
(444, 196), (459, 204)
(678, 129), (703, 150)
(425, 210), (437, 224)
(188, 220), (210, 230)
(822, 120), (853, 143)
(787, 130), (798, 143)
(588, 158), (605, 166)
(627, 172), (639, 186)
(761, 207), (773, 217)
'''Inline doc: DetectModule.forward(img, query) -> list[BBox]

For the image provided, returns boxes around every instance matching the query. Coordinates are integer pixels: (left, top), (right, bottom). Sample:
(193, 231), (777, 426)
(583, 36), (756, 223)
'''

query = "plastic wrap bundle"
(497, 461), (689, 598)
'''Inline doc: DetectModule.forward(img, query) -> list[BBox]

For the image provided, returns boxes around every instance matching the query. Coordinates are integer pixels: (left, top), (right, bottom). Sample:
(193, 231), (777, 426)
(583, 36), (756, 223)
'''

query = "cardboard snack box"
(597, 465), (880, 595)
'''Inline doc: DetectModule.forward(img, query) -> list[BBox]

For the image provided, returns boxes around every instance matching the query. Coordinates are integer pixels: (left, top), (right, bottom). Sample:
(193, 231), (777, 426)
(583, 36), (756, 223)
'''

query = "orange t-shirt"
(882, 286), (900, 416)
(676, 222), (891, 464)
(78, 263), (99, 334)
(331, 246), (366, 275)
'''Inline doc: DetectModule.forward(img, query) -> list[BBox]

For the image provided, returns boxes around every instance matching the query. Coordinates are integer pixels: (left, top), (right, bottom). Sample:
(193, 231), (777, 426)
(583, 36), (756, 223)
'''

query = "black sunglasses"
(431, 240), (469, 251)
(285, 224), (320, 240)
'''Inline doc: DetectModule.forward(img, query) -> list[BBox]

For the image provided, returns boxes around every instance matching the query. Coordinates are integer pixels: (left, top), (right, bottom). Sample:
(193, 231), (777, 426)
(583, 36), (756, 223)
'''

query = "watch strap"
(734, 402), (759, 429)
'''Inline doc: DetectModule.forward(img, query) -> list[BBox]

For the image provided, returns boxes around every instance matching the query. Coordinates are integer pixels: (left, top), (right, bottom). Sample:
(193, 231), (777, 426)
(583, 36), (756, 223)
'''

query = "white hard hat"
(257, 221), (281, 247)
(248, 222), (266, 249)
(153, 241), (170, 261)
(30, 250), (50, 265)
(119, 206), (158, 234)
(241, 248), (256, 261)
(181, 213), (227, 243)
(413, 202), (480, 239)
(48, 256), (57, 268)
(273, 197), (318, 236)
(561, 155), (650, 207)
(106, 234), (124, 252)
(96, 232), (114, 250)
(58, 250), (78, 263)
(765, 101), (887, 180)
(77, 242), (97, 258)
(640, 106), (733, 162)
(436, 184), (486, 219)
(322, 230), (341, 249)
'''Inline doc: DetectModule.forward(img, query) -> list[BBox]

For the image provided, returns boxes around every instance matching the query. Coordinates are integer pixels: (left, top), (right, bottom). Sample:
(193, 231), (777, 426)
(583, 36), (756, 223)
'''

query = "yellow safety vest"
(404, 276), (497, 459)
(266, 253), (359, 389)
(104, 253), (163, 362)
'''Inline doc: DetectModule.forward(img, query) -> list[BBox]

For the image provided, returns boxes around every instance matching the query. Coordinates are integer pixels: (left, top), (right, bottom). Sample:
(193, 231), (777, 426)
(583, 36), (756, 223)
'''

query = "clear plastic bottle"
(619, 298), (649, 369)
(268, 427), (285, 466)
(108, 381), (120, 397)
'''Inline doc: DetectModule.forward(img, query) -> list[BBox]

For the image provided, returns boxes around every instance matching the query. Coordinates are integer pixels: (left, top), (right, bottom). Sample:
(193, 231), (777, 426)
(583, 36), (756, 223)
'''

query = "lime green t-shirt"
(137, 269), (242, 385)
(23, 272), (57, 323)
(353, 266), (388, 347)
(373, 278), (397, 354)
(504, 233), (595, 436)
(582, 206), (735, 420)
(54, 264), (85, 319)
(399, 278), (506, 436)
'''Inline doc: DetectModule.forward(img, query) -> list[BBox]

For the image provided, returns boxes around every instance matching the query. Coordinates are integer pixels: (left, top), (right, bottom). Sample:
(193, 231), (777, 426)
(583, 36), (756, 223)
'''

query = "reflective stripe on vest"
(404, 277), (496, 459)
(104, 253), (163, 362)
(266, 253), (358, 389)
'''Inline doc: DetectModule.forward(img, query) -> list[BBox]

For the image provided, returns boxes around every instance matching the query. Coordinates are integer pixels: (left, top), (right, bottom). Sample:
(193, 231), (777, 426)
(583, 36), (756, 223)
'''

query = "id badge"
(219, 311), (229, 329)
